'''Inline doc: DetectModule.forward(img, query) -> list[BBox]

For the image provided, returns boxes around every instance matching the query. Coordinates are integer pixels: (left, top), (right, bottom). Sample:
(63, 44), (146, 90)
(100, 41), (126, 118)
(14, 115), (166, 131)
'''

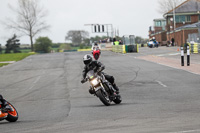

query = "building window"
(168, 17), (171, 24)
(186, 16), (191, 22)
(175, 16), (180, 23)
(175, 15), (191, 23)
(155, 21), (161, 27)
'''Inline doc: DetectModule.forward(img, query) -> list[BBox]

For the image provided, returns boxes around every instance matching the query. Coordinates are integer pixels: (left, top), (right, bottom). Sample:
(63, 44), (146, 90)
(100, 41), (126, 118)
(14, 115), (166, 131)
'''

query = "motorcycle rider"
(151, 37), (158, 47)
(92, 42), (101, 51)
(81, 54), (119, 94)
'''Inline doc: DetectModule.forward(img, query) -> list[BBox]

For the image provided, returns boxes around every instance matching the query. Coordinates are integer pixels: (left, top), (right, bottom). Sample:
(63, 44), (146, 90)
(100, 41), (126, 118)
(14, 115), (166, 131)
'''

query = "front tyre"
(96, 90), (111, 106)
(94, 54), (99, 60)
(113, 95), (122, 104)
(6, 102), (18, 122)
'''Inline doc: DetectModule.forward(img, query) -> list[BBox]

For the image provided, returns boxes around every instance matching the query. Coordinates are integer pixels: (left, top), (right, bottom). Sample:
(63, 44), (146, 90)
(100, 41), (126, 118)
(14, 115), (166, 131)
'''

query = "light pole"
(173, 1), (176, 46)
(170, 17), (173, 45)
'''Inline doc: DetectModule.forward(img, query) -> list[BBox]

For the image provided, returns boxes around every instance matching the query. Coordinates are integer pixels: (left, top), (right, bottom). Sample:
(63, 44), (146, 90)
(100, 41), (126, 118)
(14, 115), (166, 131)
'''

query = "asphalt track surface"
(0, 47), (200, 133)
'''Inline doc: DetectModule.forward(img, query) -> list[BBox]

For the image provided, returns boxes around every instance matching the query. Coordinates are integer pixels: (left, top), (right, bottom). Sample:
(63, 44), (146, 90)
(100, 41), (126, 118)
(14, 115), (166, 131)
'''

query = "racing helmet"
(83, 54), (92, 65)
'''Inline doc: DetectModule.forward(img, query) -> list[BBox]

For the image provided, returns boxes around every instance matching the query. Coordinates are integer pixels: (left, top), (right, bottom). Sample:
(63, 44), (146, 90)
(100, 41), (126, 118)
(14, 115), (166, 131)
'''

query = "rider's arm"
(81, 66), (87, 83)
(96, 61), (105, 72)
(82, 66), (87, 79)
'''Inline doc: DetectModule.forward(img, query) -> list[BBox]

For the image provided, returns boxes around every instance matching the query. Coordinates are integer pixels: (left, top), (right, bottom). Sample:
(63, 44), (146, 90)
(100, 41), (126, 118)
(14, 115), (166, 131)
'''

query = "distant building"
(149, 0), (200, 46)
(149, 18), (167, 44)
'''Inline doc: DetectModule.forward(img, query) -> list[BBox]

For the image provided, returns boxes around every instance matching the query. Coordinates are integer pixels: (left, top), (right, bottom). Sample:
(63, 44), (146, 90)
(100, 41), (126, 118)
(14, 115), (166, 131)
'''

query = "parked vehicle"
(83, 69), (122, 106)
(0, 100), (18, 122)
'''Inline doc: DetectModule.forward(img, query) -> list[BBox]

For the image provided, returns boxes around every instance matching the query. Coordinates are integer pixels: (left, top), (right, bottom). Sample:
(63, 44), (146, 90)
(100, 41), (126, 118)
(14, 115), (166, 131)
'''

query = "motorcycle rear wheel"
(6, 102), (18, 122)
(96, 90), (111, 106)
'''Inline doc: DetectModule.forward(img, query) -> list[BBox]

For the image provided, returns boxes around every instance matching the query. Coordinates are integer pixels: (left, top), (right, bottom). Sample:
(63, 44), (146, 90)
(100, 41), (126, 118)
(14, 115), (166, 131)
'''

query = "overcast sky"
(0, 0), (162, 45)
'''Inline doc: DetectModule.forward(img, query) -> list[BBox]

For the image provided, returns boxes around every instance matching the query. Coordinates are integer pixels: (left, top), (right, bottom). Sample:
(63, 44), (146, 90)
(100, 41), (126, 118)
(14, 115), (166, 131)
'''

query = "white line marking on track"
(28, 76), (41, 89)
(157, 53), (180, 56)
(167, 129), (200, 133)
(169, 53), (180, 56)
(34, 76), (41, 84)
(155, 80), (167, 88)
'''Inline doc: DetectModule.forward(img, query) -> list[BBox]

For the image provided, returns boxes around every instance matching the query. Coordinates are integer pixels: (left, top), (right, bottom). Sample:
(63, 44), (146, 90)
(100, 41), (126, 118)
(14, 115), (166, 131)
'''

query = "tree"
(135, 36), (149, 44)
(0, 44), (2, 54)
(34, 37), (52, 53)
(5, 34), (21, 53)
(5, 0), (50, 52)
(65, 30), (89, 46)
(157, 0), (185, 14)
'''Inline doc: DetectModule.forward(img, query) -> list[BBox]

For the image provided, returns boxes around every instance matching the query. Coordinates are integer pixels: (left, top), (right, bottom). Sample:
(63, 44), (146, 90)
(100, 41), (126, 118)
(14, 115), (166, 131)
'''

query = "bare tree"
(157, 0), (185, 14)
(65, 30), (89, 46)
(4, 0), (50, 51)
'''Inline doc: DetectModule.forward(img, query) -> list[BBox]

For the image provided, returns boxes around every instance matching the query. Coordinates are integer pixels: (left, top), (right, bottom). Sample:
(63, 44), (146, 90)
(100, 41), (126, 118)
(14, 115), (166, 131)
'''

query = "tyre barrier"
(64, 50), (77, 52)
(77, 49), (91, 52)
(112, 45), (139, 54)
(189, 43), (198, 54)
(112, 45), (126, 54)
(190, 44), (194, 53)
(193, 43), (198, 54)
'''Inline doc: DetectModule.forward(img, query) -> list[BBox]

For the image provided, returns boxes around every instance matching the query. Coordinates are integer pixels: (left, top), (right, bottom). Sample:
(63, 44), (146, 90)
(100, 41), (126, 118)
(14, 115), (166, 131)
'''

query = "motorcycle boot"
(113, 83), (119, 94)
(0, 110), (8, 119)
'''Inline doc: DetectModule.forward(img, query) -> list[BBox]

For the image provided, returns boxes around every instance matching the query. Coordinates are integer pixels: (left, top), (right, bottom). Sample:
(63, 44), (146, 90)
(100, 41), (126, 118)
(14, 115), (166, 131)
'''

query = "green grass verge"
(0, 53), (35, 62)
(0, 63), (9, 67)
(1, 49), (32, 53)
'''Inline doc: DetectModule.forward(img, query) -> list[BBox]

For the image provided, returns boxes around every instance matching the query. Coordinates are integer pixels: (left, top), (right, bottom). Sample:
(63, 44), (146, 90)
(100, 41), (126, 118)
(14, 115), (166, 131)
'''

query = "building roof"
(165, 0), (200, 16)
(176, 21), (200, 30)
(153, 18), (166, 21)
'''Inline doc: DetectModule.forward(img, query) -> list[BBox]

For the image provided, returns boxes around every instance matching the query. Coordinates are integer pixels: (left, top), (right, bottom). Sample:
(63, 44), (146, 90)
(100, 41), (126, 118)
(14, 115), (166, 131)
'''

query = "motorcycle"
(83, 69), (122, 106)
(148, 41), (158, 48)
(0, 100), (18, 122)
(92, 47), (101, 60)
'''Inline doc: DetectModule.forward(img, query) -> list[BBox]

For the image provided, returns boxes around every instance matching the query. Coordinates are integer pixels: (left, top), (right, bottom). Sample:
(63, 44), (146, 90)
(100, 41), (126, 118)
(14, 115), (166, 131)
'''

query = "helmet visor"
(84, 60), (91, 65)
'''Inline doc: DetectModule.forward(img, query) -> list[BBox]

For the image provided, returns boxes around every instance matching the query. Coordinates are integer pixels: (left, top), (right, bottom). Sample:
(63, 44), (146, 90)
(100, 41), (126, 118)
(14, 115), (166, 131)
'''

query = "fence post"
(187, 45), (190, 66)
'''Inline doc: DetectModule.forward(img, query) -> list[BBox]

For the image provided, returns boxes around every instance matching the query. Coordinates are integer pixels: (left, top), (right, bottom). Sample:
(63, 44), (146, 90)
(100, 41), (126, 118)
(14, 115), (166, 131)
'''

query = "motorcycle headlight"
(91, 78), (99, 86)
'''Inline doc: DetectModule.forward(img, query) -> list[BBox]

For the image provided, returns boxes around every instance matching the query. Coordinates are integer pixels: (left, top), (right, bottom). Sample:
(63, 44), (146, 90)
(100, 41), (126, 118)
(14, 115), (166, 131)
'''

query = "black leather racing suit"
(82, 61), (114, 84)
(0, 94), (7, 107)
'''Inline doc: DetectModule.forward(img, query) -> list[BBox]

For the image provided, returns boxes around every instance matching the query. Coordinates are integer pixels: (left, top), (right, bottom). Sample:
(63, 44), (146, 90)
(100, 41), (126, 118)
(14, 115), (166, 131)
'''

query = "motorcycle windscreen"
(86, 70), (96, 80)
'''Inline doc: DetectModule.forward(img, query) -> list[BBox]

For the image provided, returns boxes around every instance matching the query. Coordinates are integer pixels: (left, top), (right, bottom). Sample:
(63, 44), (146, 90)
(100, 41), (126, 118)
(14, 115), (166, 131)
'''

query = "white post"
(187, 45), (190, 66)
(173, 1), (176, 30)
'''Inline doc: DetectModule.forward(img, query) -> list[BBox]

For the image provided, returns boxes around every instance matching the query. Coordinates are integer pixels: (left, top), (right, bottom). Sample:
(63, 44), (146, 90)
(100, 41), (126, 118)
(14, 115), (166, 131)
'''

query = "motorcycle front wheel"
(96, 90), (111, 106)
(113, 95), (122, 104)
(6, 102), (18, 122)
(94, 53), (99, 60)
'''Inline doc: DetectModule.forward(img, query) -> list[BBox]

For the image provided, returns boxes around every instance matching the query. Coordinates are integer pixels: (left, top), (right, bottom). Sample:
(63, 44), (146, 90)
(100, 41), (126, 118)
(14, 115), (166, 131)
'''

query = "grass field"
(0, 53), (35, 67)
(0, 53), (35, 62)
(0, 63), (9, 67)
